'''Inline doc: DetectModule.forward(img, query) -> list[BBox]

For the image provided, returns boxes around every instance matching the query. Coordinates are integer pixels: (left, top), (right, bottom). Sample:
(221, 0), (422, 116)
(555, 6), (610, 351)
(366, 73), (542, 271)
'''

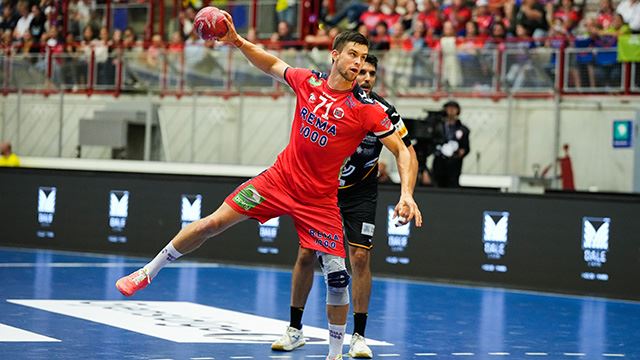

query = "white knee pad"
(317, 252), (350, 306)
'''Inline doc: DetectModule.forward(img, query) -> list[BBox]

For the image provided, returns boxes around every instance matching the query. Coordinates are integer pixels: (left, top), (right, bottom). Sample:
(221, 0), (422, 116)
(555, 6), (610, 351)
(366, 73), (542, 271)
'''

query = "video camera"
(403, 109), (447, 159)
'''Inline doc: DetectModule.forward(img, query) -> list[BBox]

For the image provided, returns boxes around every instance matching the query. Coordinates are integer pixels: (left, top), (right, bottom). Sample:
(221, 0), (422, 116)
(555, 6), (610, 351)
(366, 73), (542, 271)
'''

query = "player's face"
(332, 42), (368, 82)
(357, 62), (377, 94)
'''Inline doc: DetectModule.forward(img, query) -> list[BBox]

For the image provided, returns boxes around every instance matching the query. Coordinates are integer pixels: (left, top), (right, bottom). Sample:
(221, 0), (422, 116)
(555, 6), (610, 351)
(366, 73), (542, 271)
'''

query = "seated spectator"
(390, 21), (412, 50)
(29, 4), (45, 42)
(370, 20), (391, 50)
(323, 0), (368, 28)
(475, 0), (495, 37)
(439, 21), (463, 87)
(13, 0), (33, 41)
(269, 21), (300, 50)
(400, 0), (419, 31)
(0, 142), (20, 167)
(418, 0), (442, 35)
(304, 26), (336, 49)
(570, 20), (597, 89)
(360, 0), (387, 33)
(443, 0), (472, 35)
(513, 0), (549, 38)
(597, 0), (615, 29)
(601, 13), (631, 36)
(553, 0), (581, 33)
(144, 34), (164, 70)
(0, 4), (18, 33)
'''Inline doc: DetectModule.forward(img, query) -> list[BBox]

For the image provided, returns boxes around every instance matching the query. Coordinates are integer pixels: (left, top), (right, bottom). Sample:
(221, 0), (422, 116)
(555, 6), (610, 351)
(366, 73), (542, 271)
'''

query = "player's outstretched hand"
(393, 194), (422, 227)
(218, 10), (242, 46)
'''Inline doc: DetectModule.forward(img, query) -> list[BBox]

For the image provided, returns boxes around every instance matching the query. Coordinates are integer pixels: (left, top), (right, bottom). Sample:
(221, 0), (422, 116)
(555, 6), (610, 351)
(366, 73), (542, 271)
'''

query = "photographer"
(431, 100), (470, 188)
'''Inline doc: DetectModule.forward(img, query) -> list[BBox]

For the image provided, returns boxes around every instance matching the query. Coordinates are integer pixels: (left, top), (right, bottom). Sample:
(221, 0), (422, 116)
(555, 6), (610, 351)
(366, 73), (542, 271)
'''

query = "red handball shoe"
(194, 6), (228, 40)
(116, 268), (151, 297)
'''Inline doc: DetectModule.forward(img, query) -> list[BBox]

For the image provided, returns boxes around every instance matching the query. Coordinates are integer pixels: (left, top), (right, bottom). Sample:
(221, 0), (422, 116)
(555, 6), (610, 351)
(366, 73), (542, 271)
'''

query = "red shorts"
(224, 169), (345, 257)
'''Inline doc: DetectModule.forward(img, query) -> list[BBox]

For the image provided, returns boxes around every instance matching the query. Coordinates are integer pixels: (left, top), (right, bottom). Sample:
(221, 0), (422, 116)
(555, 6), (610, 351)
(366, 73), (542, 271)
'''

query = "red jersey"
(272, 68), (395, 201)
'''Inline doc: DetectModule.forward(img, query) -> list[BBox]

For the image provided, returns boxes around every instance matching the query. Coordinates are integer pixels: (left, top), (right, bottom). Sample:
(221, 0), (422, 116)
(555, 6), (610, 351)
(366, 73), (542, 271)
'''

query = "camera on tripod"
(403, 109), (447, 158)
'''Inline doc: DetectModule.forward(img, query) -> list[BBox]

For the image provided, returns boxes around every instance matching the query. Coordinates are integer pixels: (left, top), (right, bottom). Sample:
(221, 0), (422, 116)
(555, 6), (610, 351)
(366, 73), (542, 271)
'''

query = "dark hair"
(365, 54), (378, 69)
(332, 30), (369, 52)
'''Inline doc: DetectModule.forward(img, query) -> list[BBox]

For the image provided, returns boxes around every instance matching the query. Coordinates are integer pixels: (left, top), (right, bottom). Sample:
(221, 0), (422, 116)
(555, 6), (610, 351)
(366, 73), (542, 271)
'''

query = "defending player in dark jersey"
(272, 55), (418, 358)
(115, 11), (422, 360)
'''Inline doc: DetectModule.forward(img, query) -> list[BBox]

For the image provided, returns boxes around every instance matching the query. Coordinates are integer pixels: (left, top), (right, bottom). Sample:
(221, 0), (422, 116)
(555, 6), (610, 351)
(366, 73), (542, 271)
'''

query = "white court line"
(603, 355), (625, 357)
(191, 357), (215, 360)
(452, 353), (475, 356)
(378, 354), (401, 357)
(0, 323), (60, 342)
(415, 354), (438, 357)
(230, 357), (253, 359)
(269, 356), (292, 359)
(526, 353), (549, 356)
(0, 262), (223, 268)
(563, 353), (585, 356)
(304, 356), (326, 358)
(489, 352), (511, 356)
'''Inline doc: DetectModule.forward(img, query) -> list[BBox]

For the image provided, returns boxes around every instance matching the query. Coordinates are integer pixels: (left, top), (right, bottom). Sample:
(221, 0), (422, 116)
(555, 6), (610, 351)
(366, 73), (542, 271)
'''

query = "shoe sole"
(348, 351), (373, 359)
(115, 280), (134, 297)
(271, 341), (305, 351)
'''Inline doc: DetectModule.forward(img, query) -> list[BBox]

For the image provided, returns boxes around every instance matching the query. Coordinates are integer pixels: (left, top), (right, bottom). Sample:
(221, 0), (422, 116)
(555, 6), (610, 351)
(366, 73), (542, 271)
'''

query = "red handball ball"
(193, 6), (228, 40)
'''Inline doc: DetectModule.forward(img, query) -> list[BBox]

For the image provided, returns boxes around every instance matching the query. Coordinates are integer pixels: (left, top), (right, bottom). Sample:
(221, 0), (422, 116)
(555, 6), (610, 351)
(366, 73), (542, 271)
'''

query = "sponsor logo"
(37, 186), (56, 228)
(482, 211), (509, 260)
(233, 185), (264, 211)
(308, 77), (322, 87)
(381, 117), (392, 129)
(386, 206), (410, 264)
(333, 107), (344, 119)
(361, 222), (375, 237)
(582, 217), (610, 268)
(310, 229), (340, 250)
(259, 217), (280, 242)
(108, 190), (129, 233)
(181, 194), (202, 229)
(395, 120), (409, 138)
(8, 300), (393, 345)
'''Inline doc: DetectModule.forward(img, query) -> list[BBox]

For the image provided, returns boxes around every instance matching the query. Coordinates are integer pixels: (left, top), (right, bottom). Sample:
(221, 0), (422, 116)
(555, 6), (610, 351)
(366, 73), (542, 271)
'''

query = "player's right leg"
(271, 246), (316, 351)
(116, 202), (248, 296)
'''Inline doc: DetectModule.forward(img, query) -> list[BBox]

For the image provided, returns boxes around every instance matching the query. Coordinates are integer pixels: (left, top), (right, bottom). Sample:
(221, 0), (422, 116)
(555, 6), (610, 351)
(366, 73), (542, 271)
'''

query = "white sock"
(328, 323), (346, 357)
(144, 242), (182, 279)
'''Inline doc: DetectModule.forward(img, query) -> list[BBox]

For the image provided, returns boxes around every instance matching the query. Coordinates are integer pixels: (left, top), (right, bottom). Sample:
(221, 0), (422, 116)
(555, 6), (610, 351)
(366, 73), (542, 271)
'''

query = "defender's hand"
(393, 194), (422, 227)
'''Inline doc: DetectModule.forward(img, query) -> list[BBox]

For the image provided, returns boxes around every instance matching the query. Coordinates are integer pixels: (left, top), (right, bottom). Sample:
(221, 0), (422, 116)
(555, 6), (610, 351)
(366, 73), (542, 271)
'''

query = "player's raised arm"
(380, 133), (423, 227)
(218, 10), (290, 83)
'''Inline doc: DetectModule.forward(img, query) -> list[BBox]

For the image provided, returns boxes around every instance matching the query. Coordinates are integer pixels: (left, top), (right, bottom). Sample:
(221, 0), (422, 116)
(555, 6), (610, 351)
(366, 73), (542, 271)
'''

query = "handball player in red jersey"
(116, 10), (422, 360)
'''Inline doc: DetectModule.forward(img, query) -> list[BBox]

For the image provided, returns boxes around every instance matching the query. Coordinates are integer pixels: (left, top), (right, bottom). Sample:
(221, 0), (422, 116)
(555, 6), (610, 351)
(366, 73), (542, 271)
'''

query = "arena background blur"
(0, 1), (639, 358)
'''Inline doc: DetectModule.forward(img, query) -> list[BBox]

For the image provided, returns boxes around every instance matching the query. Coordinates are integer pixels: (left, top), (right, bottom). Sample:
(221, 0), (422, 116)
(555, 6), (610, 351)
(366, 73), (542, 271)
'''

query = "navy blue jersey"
(338, 91), (412, 190)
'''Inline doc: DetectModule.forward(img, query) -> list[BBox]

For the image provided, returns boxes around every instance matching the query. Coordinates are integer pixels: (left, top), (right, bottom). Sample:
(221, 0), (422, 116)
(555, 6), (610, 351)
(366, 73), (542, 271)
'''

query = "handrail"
(0, 43), (637, 98)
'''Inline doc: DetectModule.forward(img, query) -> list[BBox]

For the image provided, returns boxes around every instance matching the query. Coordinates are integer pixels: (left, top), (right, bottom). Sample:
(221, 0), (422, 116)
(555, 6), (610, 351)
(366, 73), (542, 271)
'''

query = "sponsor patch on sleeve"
(395, 119), (409, 138)
(361, 222), (375, 236)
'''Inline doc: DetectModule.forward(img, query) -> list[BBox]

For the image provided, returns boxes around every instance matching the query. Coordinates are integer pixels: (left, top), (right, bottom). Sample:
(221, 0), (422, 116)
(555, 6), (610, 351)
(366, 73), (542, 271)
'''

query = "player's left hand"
(393, 194), (422, 227)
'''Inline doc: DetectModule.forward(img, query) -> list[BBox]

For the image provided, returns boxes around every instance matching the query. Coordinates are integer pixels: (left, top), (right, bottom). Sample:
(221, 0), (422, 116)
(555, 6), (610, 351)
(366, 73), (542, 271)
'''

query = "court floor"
(0, 247), (639, 359)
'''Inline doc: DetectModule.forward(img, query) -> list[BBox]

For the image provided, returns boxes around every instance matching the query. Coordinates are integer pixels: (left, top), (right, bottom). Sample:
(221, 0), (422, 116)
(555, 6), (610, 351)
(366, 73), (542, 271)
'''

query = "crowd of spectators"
(0, 0), (637, 91)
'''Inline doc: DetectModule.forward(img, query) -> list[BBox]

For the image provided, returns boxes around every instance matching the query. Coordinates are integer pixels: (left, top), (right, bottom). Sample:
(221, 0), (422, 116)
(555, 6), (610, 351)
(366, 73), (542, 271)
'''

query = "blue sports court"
(1, 247), (639, 359)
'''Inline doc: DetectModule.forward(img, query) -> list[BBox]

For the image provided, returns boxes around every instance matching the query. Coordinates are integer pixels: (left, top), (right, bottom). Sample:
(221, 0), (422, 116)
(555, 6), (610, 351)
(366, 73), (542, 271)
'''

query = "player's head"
(357, 54), (378, 95)
(0, 142), (11, 156)
(443, 100), (461, 118)
(330, 31), (369, 83)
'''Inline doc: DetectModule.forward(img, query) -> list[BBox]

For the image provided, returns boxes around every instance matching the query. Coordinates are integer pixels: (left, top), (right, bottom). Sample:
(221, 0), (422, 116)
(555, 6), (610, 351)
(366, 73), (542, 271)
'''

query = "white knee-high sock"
(144, 242), (183, 279)
(328, 323), (346, 357)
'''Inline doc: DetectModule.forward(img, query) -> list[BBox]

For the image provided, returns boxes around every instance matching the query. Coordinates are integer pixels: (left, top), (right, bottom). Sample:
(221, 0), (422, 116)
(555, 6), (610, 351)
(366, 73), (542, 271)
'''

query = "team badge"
(333, 107), (344, 119)
(456, 130), (463, 139)
(308, 77), (322, 87)
(309, 93), (317, 103)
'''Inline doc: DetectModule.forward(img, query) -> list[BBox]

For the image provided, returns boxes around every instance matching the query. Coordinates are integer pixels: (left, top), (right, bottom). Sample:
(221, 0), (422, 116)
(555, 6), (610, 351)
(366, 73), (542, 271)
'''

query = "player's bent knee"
(327, 270), (350, 305)
(319, 254), (351, 305)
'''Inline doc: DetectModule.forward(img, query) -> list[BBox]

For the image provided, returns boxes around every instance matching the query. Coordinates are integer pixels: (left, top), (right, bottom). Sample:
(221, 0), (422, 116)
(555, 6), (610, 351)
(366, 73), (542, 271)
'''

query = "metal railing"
(0, 44), (638, 97)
